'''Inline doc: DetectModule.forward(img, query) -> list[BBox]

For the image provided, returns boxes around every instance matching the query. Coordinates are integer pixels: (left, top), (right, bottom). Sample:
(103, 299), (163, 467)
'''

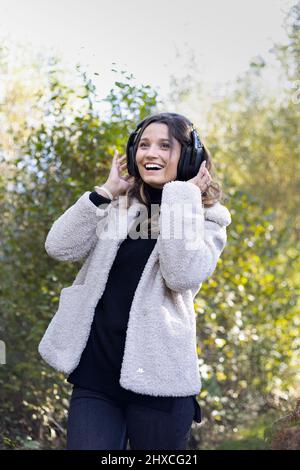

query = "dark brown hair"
(125, 112), (224, 211)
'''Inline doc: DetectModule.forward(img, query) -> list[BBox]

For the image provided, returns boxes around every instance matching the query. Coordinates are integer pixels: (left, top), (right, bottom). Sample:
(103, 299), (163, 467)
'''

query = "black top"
(67, 182), (200, 418)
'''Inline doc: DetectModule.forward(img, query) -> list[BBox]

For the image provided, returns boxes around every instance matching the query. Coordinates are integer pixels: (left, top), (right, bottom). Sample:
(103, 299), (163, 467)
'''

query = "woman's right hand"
(102, 149), (135, 198)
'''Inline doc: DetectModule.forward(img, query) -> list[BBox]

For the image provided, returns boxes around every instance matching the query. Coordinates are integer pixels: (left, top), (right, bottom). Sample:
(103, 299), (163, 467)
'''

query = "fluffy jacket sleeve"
(157, 180), (232, 293)
(44, 191), (112, 262)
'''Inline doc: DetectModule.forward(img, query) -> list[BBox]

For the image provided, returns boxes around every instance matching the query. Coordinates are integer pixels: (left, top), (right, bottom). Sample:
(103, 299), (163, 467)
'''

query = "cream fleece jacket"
(38, 181), (232, 397)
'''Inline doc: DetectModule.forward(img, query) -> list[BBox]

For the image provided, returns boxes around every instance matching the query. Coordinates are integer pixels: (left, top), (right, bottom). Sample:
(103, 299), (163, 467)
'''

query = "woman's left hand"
(186, 160), (212, 193)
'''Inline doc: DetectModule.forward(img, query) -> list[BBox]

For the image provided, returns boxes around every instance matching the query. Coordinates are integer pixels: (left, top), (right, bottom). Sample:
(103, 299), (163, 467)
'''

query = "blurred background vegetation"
(0, 2), (299, 451)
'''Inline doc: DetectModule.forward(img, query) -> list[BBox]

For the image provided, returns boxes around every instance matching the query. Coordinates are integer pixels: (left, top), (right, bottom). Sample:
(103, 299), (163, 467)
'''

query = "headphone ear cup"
(177, 144), (190, 181)
(189, 129), (205, 179)
(185, 144), (194, 180)
(177, 129), (205, 181)
(193, 131), (205, 177)
(126, 131), (140, 177)
(176, 146), (185, 181)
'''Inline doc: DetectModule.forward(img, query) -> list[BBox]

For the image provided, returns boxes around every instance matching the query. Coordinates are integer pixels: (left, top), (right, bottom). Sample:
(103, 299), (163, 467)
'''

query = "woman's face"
(135, 122), (181, 189)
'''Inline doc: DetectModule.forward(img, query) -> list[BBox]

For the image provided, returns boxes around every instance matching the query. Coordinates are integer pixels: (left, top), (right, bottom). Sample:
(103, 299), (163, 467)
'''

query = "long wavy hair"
(120, 112), (224, 235)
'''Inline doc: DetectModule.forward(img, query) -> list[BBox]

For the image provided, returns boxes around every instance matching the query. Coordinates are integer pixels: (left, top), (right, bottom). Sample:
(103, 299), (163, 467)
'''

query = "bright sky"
(0, 0), (296, 104)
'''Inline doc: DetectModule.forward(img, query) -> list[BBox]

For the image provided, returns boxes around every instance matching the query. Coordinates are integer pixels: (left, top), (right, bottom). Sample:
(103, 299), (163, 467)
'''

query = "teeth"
(145, 164), (163, 170)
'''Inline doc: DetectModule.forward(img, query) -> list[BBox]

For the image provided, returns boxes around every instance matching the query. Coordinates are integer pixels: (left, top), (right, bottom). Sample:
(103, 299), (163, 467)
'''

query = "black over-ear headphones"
(126, 117), (206, 182)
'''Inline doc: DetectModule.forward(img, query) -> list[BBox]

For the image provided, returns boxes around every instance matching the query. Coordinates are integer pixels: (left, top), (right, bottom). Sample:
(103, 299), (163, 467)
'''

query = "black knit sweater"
(67, 182), (200, 417)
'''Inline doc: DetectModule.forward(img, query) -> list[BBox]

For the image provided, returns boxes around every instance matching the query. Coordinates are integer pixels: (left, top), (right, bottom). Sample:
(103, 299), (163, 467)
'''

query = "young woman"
(38, 112), (231, 450)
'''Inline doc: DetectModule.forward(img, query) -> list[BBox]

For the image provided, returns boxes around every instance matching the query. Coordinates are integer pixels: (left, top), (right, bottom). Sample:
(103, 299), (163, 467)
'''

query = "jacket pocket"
(49, 284), (89, 347)
(39, 283), (95, 373)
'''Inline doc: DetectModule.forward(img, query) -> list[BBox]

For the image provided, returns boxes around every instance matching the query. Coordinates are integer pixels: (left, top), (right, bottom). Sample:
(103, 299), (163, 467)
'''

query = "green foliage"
(214, 410), (273, 450)
(195, 189), (299, 443)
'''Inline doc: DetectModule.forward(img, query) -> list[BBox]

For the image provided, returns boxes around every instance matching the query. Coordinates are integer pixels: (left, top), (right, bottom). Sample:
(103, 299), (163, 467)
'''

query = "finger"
(203, 167), (210, 178)
(199, 160), (206, 174)
(113, 149), (119, 163)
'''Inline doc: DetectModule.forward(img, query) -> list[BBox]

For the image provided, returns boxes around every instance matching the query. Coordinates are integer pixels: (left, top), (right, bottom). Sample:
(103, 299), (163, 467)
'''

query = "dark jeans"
(66, 385), (199, 450)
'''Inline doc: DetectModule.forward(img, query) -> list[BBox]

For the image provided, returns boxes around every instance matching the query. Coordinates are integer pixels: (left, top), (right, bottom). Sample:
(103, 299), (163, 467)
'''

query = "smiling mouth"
(144, 168), (163, 173)
(143, 164), (165, 173)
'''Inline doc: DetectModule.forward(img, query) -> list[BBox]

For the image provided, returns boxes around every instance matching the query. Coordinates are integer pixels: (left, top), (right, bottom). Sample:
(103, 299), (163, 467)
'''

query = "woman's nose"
(145, 145), (160, 156)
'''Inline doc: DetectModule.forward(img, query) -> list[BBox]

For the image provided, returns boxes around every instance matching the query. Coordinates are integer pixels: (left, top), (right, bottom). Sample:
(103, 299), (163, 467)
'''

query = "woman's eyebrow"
(140, 137), (170, 142)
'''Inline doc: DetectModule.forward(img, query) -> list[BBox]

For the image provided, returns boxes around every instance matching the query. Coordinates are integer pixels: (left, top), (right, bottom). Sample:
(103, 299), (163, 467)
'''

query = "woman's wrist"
(94, 183), (118, 200)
